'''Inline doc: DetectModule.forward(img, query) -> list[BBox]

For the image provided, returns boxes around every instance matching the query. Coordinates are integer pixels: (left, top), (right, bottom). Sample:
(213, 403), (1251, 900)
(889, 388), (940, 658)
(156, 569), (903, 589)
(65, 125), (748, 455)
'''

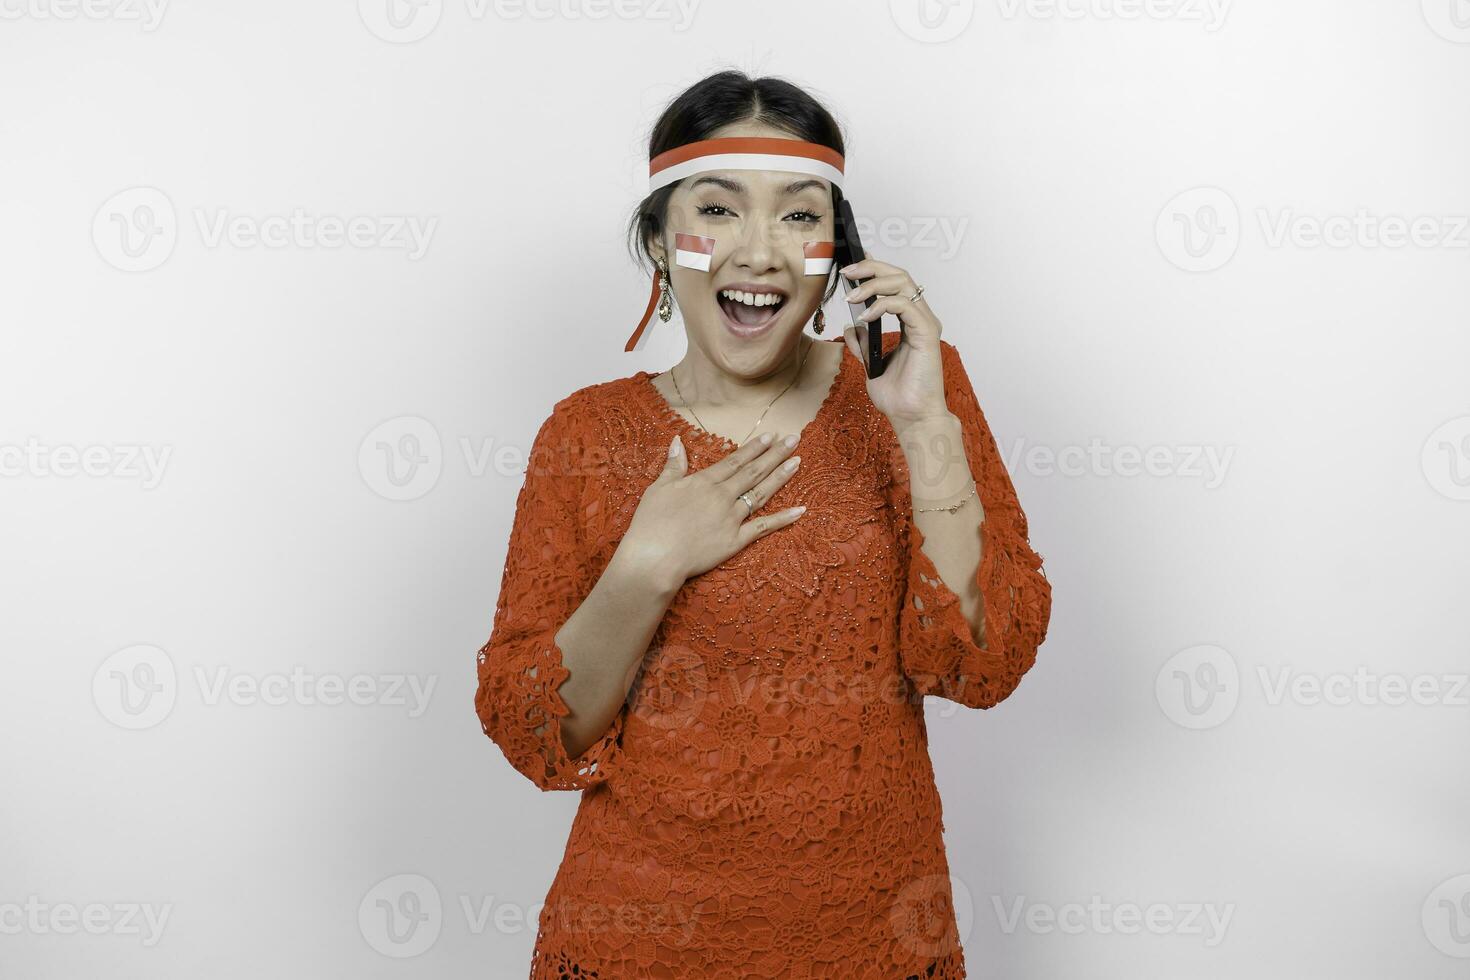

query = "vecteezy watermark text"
(0, 0), (168, 29)
(0, 439), (171, 489)
(93, 187), (437, 272)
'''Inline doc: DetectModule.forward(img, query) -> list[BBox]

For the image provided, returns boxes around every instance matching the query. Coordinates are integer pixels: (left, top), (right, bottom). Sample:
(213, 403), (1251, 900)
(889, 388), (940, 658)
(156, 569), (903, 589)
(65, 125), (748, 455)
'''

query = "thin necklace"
(671, 337), (814, 446)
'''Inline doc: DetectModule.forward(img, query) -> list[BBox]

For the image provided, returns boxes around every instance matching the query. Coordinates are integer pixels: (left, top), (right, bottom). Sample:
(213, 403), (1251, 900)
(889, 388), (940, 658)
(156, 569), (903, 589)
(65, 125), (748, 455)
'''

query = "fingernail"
(760, 432), (774, 444)
(783, 434), (798, 447)
(784, 456), (801, 471)
(669, 434), (681, 457)
(792, 505), (807, 515)
(844, 290), (857, 301)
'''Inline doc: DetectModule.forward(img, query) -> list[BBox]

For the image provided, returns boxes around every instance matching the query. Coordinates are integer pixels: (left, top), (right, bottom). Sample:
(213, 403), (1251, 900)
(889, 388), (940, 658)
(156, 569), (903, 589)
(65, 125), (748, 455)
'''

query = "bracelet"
(914, 480), (977, 514)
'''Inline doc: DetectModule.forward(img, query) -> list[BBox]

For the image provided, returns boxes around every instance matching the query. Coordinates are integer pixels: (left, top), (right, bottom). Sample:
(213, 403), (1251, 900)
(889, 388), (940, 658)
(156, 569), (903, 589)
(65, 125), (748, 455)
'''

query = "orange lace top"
(474, 334), (1052, 980)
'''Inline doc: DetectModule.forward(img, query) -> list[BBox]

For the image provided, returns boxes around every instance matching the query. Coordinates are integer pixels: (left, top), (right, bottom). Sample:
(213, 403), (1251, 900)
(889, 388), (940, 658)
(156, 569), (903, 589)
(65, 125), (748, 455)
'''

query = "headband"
(625, 137), (847, 352)
(648, 136), (846, 194)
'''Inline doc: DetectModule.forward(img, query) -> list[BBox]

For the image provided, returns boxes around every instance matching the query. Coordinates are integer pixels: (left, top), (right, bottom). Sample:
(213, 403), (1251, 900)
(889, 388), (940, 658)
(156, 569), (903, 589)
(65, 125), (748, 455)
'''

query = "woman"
(474, 70), (1052, 979)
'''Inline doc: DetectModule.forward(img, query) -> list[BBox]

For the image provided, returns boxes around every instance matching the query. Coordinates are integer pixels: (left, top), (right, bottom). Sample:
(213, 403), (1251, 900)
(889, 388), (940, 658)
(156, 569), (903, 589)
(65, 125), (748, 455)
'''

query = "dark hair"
(626, 70), (847, 297)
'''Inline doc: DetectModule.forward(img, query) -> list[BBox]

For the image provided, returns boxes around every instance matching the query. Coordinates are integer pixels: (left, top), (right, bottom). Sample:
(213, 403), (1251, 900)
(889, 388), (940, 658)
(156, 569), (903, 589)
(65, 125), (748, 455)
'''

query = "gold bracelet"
(914, 480), (977, 514)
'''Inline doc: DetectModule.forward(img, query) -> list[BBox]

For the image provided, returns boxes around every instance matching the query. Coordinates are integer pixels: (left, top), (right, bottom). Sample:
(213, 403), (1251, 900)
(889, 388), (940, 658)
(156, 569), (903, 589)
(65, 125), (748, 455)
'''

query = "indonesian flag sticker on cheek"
(674, 233), (716, 272)
(803, 240), (834, 276)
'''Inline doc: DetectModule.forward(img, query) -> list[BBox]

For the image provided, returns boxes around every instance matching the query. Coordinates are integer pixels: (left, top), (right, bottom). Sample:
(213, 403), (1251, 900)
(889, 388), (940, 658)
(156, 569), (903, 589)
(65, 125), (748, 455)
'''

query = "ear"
(644, 230), (667, 269)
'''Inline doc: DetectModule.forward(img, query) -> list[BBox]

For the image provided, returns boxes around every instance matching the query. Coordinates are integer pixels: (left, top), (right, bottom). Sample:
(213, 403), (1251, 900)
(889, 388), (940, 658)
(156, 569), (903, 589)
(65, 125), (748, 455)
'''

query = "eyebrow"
(689, 175), (827, 196)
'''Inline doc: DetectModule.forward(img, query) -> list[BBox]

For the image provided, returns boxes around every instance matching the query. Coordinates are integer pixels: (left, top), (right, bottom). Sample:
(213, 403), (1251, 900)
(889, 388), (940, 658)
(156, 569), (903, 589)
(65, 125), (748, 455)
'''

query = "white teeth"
(721, 289), (784, 307)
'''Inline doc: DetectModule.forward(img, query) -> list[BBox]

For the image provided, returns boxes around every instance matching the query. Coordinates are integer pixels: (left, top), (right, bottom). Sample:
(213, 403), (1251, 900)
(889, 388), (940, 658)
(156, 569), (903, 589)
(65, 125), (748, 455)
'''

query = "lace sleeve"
(890, 340), (1053, 709)
(473, 400), (626, 791)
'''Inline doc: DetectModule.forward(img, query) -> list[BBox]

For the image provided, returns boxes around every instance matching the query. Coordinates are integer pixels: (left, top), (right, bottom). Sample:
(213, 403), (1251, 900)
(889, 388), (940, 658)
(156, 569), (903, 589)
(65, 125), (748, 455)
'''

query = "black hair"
(626, 70), (847, 303)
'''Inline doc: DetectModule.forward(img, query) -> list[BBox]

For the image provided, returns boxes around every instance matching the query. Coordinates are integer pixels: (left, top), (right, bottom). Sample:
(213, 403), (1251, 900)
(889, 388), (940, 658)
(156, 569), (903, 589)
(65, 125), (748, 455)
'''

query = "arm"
(888, 340), (1053, 709)
(474, 399), (681, 791)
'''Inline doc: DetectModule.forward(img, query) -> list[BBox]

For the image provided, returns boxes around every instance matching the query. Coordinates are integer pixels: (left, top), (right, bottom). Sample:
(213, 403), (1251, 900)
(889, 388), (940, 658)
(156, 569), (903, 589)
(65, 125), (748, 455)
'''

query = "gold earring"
(812, 307), (825, 334)
(656, 257), (673, 323)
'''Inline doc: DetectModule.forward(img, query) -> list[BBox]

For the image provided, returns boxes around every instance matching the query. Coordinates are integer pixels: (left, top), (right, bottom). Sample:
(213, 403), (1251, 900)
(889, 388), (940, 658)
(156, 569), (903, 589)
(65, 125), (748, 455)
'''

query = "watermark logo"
(1257, 209), (1470, 250)
(93, 187), (177, 273)
(359, 0), (701, 40)
(1423, 873), (1470, 957)
(1422, 0), (1470, 43)
(1156, 186), (1240, 272)
(1160, 188), (1470, 271)
(1004, 437), (1235, 488)
(193, 666), (437, 716)
(360, 874), (443, 957)
(484, 0), (700, 29)
(890, 0), (975, 43)
(995, 0), (1230, 31)
(93, 187), (437, 271)
(360, 416), (443, 501)
(92, 645), (438, 728)
(0, 439), (172, 489)
(0, 0), (169, 30)
(0, 897), (173, 946)
(993, 894), (1234, 945)
(93, 644), (178, 730)
(852, 215), (970, 261)
(1422, 415), (1470, 501)
(1257, 666), (1468, 708)
(358, 0), (442, 42)
(1155, 643), (1239, 730)
(890, 874), (973, 959)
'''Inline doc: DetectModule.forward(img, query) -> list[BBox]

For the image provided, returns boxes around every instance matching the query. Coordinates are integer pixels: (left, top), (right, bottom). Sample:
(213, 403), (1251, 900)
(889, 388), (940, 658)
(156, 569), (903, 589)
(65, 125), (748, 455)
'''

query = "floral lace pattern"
(475, 335), (1052, 978)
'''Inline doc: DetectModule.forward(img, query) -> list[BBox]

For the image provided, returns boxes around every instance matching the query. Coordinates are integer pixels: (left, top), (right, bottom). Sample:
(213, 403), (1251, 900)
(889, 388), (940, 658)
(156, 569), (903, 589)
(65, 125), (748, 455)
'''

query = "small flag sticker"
(803, 240), (834, 276)
(674, 233), (716, 272)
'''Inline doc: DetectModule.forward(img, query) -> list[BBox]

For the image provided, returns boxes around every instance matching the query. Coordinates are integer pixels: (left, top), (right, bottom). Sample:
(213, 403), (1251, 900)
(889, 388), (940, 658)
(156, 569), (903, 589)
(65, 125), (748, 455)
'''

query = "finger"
(716, 430), (800, 490)
(698, 431), (780, 484)
(656, 433), (687, 481)
(856, 293), (937, 329)
(734, 451), (801, 515)
(842, 322), (862, 361)
(734, 503), (806, 550)
(843, 273), (913, 305)
(838, 258), (904, 281)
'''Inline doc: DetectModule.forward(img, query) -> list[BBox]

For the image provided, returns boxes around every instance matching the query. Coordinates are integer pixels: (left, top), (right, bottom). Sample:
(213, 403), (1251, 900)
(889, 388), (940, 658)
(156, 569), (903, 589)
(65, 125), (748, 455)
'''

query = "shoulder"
(528, 380), (614, 468)
(527, 375), (637, 478)
(535, 370), (639, 433)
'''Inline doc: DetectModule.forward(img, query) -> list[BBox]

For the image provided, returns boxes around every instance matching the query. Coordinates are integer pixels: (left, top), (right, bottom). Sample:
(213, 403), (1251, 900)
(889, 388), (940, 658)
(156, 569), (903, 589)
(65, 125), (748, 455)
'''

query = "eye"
(697, 203), (735, 218)
(785, 210), (823, 223)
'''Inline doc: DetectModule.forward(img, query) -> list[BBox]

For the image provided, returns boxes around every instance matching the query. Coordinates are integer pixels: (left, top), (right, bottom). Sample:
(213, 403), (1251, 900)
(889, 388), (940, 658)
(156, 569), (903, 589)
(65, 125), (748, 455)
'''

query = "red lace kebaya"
(475, 334), (1052, 979)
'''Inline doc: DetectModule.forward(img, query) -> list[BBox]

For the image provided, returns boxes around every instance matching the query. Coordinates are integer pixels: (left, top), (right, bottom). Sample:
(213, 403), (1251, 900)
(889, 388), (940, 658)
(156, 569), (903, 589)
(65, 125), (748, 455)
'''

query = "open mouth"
(716, 286), (787, 335)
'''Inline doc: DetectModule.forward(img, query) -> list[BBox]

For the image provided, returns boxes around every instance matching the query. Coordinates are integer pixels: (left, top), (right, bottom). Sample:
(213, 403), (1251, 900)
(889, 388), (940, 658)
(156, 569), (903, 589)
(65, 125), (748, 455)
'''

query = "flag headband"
(648, 137), (845, 194)
(626, 137), (846, 352)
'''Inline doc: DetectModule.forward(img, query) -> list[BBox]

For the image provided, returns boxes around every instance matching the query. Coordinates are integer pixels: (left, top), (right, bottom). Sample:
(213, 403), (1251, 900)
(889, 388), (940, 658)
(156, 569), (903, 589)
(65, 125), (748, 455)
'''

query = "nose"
(728, 213), (783, 276)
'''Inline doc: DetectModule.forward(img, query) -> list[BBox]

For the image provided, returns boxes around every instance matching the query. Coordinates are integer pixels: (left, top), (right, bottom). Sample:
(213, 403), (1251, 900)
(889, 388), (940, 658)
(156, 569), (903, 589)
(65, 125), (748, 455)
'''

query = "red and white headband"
(647, 136), (845, 195)
(625, 137), (846, 352)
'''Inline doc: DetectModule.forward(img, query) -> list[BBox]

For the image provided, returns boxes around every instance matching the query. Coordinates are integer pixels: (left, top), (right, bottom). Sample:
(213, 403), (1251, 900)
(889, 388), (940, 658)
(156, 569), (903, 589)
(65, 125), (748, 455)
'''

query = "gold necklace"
(671, 337), (814, 446)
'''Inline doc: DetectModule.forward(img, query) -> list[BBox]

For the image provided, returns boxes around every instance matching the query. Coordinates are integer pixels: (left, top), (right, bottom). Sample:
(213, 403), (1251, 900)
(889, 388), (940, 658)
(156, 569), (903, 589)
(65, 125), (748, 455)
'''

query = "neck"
(674, 334), (817, 411)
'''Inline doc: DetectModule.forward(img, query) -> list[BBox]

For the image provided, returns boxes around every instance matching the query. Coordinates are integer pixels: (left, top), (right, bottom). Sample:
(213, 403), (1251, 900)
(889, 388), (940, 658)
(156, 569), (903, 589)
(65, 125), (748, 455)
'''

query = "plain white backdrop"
(2, 1), (1468, 977)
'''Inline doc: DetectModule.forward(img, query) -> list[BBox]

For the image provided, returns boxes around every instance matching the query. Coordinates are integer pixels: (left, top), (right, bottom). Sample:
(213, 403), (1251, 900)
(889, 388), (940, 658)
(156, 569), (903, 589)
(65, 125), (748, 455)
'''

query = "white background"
(2, 0), (1468, 977)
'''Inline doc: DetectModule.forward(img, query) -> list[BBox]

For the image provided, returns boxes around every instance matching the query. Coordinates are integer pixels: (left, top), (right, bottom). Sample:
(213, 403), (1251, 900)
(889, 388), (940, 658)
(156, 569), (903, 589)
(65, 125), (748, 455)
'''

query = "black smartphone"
(833, 189), (903, 378)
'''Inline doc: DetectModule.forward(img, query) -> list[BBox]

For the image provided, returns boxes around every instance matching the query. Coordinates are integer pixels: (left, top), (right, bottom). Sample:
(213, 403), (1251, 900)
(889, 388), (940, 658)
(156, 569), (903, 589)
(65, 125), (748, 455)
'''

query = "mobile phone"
(833, 190), (903, 378)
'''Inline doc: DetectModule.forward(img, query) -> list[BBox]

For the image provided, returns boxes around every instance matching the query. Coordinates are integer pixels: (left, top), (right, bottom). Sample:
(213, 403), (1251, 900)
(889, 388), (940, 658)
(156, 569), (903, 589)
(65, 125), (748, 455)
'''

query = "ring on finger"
(907, 284), (925, 303)
(738, 491), (755, 516)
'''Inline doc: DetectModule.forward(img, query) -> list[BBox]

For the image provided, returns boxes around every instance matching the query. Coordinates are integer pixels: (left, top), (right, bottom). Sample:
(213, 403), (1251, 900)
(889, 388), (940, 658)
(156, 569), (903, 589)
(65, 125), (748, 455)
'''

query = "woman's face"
(654, 120), (836, 374)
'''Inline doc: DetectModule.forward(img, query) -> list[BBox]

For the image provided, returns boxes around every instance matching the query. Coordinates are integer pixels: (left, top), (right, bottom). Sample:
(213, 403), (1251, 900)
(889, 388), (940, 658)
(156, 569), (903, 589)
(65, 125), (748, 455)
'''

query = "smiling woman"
(473, 69), (1052, 980)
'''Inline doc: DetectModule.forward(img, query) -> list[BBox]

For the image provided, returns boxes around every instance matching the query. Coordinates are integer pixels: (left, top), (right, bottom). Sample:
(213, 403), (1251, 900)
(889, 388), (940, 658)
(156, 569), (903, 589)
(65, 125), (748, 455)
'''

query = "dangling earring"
(656, 256), (673, 323)
(812, 307), (826, 335)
